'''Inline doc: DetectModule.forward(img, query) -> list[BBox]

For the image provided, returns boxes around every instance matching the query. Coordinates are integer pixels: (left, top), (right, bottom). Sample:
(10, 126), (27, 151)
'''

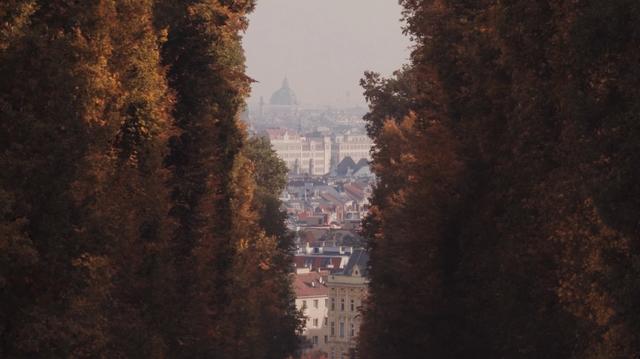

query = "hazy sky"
(243, 0), (412, 107)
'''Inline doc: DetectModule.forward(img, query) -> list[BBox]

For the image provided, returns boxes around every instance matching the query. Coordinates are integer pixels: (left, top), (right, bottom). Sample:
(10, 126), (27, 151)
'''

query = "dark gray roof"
(336, 157), (357, 176)
(355, 158), (369, 169)
(336, 157), (370, 177)
(343, 249), (369, 277)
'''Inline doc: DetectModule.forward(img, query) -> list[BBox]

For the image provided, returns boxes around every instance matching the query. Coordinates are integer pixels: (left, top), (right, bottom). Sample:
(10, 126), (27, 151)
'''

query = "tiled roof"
(342, 249), (369, 277)
(336, 157), (357, 176)
(319, 192), (346, 205)
(343, 184), (365, 201)
(293, 272), (328, 298)
(294, 256), (343, 272)
(355, 158), (369, 170)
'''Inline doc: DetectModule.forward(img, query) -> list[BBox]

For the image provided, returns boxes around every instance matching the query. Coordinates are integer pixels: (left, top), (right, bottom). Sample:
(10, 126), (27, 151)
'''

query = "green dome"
(270, 77), (298, 106)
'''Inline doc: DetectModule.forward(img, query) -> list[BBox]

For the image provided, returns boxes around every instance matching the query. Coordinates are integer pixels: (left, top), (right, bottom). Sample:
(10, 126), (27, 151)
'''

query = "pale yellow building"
(326, 250), (368, 359)
(332, 133), (372, 166)
(294, 268), (331, 354)
(264, 128), (332, 176)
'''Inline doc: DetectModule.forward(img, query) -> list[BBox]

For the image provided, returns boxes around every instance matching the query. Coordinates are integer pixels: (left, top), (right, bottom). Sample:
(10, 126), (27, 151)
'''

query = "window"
(324, 317), (328, 326)
(340, 298), (345, 311)
(313, 336), (318, 345)
(350, 299), (355, 312)
(314, 299), (319, 308)
(313, 318), (318, 327)
(331, 298), (335, 311)
(339, 322), (345, 338)
(302, 300), (307, 310)
(324, 335), (328, 344)
(350, 323), (355, 337)
(325, 298), (329, 307)
(330, 322), (335, 336)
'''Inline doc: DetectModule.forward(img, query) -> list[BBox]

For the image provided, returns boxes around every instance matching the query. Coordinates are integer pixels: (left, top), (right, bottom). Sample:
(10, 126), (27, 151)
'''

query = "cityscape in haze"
(243, 0), (411, 108)
(242, 2), (410, 357)
(242, 0), (411, 166)
(3, 0), (637, 358)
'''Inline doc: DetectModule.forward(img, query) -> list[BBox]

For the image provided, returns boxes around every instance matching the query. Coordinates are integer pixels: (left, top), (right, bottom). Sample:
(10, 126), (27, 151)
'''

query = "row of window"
(308, 317), (328, 328)
(337, 144), (371, 150)
(330, 298), (357, 312)
(301, 299), (324, 309)
(279, 152), (327, 160)
(329, 321), (356, 338)
(311, 335), (329, 345)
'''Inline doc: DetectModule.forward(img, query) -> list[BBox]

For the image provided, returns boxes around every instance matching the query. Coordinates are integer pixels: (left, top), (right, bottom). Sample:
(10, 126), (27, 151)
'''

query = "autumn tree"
(153, 0), (258, 355)
(156, 1), (303, 358)
(1, 0), (174, 356)
(220, 144), (302, 359)
(0, 1), (117, 355)
(1, 0), (304, 358)
(359, 1), (640, 358)
(244, 136), (289, 239)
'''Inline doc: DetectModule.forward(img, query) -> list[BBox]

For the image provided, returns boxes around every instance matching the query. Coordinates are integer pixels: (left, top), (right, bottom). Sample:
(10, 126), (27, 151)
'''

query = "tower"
(259, 96), (264, 117)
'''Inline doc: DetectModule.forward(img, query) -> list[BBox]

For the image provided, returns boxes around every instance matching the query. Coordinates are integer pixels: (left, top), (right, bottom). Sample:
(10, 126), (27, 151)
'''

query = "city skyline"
(243, 0), (412, 107)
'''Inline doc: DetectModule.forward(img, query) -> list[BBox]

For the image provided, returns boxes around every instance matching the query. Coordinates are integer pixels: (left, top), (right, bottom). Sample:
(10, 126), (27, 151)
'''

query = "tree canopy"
(0, 1), (300, 358)
(359, 1), (640, 358)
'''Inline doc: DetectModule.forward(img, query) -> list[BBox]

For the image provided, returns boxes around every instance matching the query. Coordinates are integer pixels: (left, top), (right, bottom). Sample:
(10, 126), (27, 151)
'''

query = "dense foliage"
(359, 1), (640, 358)
(0, 1), (300, 358)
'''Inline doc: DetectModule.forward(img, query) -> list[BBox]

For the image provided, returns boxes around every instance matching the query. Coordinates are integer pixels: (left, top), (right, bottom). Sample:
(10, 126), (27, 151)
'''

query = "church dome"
(270, 77), (298, 106)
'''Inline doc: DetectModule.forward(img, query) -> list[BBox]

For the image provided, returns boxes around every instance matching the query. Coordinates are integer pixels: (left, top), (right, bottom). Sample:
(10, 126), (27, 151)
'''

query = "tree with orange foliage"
(359, 1), (640, 358)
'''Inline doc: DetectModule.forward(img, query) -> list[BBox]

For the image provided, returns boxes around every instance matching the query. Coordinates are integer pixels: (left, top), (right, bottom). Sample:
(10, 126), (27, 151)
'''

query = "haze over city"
(2, 1), (638, 358)
(244, 0), (412, 107)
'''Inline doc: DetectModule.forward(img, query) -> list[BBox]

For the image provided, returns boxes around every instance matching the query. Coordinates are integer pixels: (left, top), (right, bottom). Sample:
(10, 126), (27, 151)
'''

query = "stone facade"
(265, 129), (372, 176)
(326, 250), (368, 359)
(265, 129), (332, 176)
(331, 133), (372, 167)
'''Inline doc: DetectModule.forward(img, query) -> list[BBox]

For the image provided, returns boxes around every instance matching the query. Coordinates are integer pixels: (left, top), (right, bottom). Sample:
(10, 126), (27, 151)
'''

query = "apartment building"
(326, 250), (368, 359)
(294, 268), (331, 354)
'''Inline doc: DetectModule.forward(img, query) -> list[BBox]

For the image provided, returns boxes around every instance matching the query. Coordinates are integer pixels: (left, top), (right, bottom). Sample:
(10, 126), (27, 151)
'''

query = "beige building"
(264, 128), (372, 177)
(326, 250), (368, 359)
(294, 268), (330, 354)
(332, 133), (372, 166)
(265, 128), (332, 176)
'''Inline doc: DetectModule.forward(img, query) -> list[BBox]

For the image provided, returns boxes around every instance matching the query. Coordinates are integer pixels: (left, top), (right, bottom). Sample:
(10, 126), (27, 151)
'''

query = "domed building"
(270, 77), (298, 106)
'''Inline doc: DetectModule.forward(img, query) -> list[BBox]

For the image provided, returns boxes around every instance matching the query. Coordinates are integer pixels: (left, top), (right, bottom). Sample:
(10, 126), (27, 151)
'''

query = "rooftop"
(342, 249), (369, 277)
(293, 271), (328, 298)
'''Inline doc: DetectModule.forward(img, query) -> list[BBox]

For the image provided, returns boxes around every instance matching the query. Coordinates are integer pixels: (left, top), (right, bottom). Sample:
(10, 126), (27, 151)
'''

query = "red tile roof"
(294, 272), (328, 298)
(294, 256), (343, 272)
(343, 184), (365, 201)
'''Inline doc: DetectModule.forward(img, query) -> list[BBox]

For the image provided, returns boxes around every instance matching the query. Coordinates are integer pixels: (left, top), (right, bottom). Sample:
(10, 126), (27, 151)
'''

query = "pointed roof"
(336, 156), (357, 176)
(343, 249), (369, 277)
